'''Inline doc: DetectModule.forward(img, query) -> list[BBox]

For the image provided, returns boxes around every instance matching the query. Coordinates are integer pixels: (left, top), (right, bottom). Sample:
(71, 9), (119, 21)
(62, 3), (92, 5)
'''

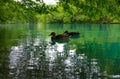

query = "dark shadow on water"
(70, 35), (80, 39)
(51, 38), (70, 45)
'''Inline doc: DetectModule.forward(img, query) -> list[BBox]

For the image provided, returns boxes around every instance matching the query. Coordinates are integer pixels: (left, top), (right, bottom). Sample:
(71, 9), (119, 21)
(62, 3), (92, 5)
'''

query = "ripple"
(8, 38), (115, 79)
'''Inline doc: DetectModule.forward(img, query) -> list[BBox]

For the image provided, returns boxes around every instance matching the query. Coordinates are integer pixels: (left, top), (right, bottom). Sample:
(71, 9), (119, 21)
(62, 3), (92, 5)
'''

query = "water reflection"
(51, 39), (70, 45)
(0, 24), (120, 79)
(9, 35), (120, 79)
(7, 24), (120, 79)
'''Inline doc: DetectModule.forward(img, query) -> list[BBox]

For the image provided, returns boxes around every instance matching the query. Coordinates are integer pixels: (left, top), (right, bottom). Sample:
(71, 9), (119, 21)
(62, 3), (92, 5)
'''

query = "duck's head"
(64, 30), (69, 34)
(49, 32), (56, 36)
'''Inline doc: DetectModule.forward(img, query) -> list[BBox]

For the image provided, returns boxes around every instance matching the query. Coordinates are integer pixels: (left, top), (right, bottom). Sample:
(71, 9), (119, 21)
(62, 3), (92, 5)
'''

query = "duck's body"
(49, 32), (69, 44)
(50, 32), (69, 40)
(64, 30), (80, 37)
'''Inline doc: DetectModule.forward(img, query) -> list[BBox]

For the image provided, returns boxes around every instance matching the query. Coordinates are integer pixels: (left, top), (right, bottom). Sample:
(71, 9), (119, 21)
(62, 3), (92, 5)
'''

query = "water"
(0, 23), (120, 79)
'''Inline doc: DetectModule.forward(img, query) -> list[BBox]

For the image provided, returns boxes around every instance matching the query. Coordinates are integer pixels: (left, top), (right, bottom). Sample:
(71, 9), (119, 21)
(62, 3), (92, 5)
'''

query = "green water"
(0, 23), (120, 79)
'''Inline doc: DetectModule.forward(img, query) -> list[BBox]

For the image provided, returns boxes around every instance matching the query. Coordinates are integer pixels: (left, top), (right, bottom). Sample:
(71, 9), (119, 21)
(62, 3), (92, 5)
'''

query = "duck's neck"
(52, 34), (56, 38)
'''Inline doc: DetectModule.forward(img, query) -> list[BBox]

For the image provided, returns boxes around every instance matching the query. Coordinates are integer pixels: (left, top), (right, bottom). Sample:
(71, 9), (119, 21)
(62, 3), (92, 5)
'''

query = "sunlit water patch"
(8, 36), (120, 79)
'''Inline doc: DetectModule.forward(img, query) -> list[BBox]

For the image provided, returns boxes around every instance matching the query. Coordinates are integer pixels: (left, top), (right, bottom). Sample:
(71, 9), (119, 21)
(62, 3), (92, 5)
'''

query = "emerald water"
(0, 23), (120, 79)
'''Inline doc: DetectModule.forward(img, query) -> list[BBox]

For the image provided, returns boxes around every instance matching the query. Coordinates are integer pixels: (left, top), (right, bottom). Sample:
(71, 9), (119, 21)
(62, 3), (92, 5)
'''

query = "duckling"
(64, 30), (80, 36)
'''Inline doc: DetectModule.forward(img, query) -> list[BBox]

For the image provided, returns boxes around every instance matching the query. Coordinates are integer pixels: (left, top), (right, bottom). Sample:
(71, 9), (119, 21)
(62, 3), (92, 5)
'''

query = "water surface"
(0, 23), (120, 79)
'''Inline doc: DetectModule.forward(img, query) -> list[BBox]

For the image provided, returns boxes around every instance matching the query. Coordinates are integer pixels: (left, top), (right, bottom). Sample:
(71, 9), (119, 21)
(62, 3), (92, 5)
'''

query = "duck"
(49, 32), (70, 43)
(64, 30), (80, 36)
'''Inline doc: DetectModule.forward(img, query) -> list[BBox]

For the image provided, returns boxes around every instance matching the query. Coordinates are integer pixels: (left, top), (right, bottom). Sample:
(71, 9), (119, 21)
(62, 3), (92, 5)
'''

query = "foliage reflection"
(9, 35), (120, 79)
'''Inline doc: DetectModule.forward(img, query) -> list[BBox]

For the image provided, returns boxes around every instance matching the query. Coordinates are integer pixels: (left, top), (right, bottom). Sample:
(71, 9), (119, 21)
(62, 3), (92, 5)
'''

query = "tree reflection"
(9, 35), (120, 79)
